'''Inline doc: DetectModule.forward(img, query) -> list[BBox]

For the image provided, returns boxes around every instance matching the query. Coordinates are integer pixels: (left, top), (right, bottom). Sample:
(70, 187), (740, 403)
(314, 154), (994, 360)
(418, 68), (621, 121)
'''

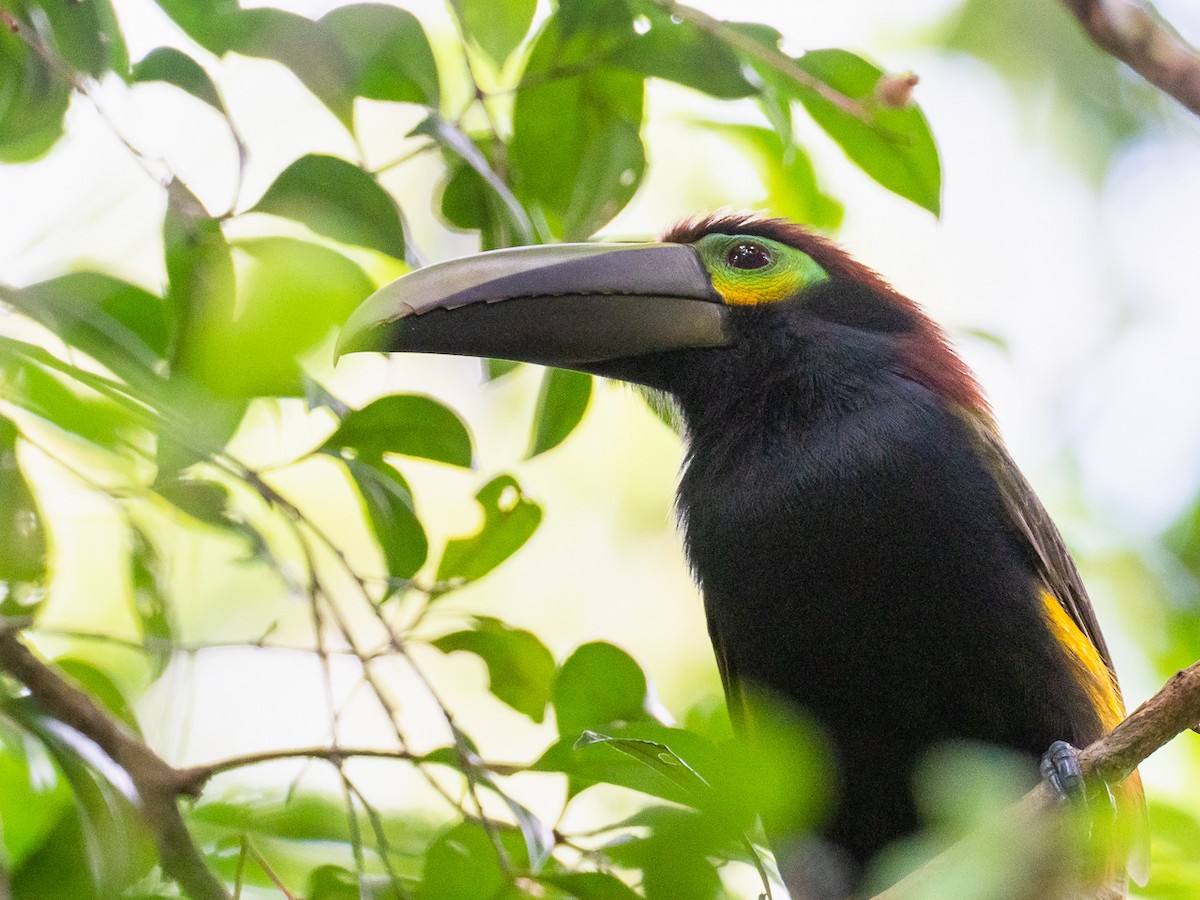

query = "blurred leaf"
(131, 47), (223, 111)
(599, 809), (724, 899)
(538, 872), (641, 899)
(323, 394), (473, 468)
(432, 617), (555, 721)
(511, 12), (645, 240)
(940, 0), (1160, 179)
(0, 20), (70, 162)
(485, 359), (521, 380)
(606, 4), (753, 99)
(552, 642), (650, 739)
(175, 233), (373, 398)
(789, 49), (941, 215)
(0, 417), (45, 584)
(52, 659), (140, 735)
(6, 700), (149, 896)
(700, 122), (843, 229)
(322, 3), (439, 105)
(252, 154), (406, 258)
(452, 0), (535, 68)
(0, 339), (147, 452)
(419, 820), (527, 900)
(0, 715), (72, 869)
(153, 476), (233, 530)
(528, 368), (592, 457)
(128, 528), (173, 679)
(6, 0), (127, 77)
(435, 475), (541, 583)
(153, 1), (356, 126)
(346, 458), (428, 580)
(164, 179), (234, 371)
(0, 272), (168, 384)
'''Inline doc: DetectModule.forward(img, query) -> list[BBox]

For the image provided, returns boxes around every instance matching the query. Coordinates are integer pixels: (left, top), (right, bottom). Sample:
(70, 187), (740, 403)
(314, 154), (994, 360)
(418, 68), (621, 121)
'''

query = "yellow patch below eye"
(710, 270), (800, 306)
(1040, 590), (1125, 731)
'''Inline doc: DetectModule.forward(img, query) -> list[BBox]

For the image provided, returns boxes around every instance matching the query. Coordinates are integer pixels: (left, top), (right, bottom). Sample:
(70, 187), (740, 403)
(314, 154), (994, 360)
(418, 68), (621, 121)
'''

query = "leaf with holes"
(435, 475), (540, 583)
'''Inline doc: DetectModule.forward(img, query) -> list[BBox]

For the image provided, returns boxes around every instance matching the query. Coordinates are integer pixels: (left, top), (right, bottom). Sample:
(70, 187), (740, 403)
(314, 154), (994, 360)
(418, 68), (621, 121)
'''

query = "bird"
(338, 213), (1146, 897)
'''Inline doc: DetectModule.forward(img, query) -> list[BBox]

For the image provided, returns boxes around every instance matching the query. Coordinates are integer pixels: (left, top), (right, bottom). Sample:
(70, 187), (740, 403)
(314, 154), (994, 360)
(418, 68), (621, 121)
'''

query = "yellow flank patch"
(1040, 590), (1125, 731)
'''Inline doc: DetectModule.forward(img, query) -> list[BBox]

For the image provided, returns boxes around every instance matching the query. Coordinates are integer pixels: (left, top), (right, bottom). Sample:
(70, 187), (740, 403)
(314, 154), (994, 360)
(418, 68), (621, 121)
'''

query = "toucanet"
(338, 214), (1146, 897)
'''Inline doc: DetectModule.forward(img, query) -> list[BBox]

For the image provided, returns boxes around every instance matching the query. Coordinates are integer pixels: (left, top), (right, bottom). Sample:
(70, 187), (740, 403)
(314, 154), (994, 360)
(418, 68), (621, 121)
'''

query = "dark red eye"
(726, 241), (772, 270)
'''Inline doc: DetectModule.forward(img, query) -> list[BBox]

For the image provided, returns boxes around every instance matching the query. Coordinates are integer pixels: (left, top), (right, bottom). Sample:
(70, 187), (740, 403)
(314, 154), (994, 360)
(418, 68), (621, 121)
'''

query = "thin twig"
(648, 0), (871, 121)
(1060, 0), (1200, 116)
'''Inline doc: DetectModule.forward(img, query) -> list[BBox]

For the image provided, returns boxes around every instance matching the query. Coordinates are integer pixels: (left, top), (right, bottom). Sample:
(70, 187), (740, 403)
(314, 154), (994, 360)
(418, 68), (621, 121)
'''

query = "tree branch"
(870, 658), (1200, 898)
(1060, 0), (1200, 115)
(0, 633), (231, 900)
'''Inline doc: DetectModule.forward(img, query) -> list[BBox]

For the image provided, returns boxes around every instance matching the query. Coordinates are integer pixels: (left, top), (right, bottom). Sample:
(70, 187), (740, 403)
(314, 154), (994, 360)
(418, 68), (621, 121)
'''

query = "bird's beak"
(335, 243), (730, 370)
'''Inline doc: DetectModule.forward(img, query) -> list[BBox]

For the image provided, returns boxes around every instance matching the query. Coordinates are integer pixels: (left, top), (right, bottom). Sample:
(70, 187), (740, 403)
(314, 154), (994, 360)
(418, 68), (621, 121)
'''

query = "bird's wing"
(964, 412), (1148, 887)
(964, 413), (1116, 677)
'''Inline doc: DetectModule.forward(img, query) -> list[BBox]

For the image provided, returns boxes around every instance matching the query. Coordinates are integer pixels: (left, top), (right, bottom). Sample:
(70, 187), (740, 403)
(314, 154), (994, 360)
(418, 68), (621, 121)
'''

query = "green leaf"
(5, 700), (149, 896)
(528, 369), (592, 457)
(128, 528), (173, 679)
(432, 617), (555, 721)
(0, 22), (70, 162)
(0, 340), (147, 452)
(0, 273), (169, 383)
(788, 49), (941, 215)
(0, 417), (45, 584)
(231, 8), (358, 128)
(176, 234), (374, 398)
(0, 715), (72, 869)
(153, 2), (357, 128)
(538, 872), (642, 900)
(575, 731), (710, 801)
(164, 179), (235, 372)
(418, 116), (534, 247)
(53, 659), (140, 735)
(606, 5), (753, 99)
(8, 0), (128, 78)
(323, 394), (474, 468)
(252, 154), (406, 258)
(153, 477), (233, 530)
(551, 642), (650, 739)
(345, 458), (428, 580)
(700, 123), (843, 230)
(131, 47), (223, 111)
(321, 3), (439, 105)
(419, 821), (527, 900)
(511, 13), (645, 240)
(451, 0), (536, 68)
(435, 475), (541, 583)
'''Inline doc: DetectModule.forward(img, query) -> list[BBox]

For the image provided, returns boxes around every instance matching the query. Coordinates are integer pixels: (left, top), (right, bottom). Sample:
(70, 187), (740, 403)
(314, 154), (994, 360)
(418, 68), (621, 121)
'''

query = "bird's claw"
(1041, 740), (1085, 805)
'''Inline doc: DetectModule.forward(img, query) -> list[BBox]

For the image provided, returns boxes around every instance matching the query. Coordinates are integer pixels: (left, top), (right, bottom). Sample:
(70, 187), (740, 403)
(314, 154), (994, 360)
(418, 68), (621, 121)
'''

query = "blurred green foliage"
(0, 0), (1187, 897)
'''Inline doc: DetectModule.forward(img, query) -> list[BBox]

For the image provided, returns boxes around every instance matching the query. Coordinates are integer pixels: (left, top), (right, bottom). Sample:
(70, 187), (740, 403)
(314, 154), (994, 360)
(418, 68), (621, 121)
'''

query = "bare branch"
(871, 658), (1200, 899)
(1060, 0), (1200, 115)
(0, 633), (231, 900)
